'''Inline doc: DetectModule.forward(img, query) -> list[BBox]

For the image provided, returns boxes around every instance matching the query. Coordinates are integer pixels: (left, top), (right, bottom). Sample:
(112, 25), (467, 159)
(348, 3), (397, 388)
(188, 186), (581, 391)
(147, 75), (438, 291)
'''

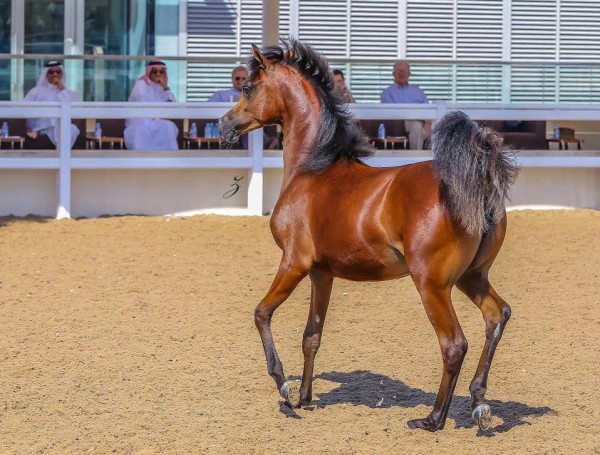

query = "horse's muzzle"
(219, 114), (242, 145)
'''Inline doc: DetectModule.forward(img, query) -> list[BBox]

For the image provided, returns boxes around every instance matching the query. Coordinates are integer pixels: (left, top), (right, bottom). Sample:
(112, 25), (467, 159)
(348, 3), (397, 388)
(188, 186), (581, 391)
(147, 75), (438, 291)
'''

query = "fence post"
(247, 128), (264, 215)
(56, 99), (72, 219)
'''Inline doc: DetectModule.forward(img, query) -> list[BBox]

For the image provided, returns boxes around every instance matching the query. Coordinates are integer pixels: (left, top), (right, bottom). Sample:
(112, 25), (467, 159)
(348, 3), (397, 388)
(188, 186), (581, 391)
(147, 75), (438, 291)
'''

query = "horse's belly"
(315, 247), (409, 281)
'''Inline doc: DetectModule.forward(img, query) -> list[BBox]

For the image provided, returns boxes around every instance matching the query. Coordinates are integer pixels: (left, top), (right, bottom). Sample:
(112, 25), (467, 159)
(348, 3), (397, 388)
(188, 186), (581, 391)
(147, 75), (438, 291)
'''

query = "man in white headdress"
(24, 61), (80, 148)
(124, 61), (179, 150)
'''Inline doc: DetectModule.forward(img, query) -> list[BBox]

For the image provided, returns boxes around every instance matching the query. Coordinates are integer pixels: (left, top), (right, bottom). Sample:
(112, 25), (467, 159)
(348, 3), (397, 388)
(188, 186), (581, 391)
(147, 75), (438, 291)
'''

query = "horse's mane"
(248, 39), (374, 173)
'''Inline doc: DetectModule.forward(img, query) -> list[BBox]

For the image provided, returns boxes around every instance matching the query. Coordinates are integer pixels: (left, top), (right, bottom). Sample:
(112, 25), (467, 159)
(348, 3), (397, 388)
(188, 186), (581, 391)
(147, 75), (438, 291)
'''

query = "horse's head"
(219, 39), (373, 172)
(219, 45), (287, 144)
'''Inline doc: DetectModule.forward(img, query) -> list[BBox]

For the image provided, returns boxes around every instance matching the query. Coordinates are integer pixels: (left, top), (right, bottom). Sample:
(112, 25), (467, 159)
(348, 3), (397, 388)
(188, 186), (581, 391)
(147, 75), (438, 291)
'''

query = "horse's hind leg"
(406, 281), (468, 432)
(457, 272), (511, 430)
(297, 270), (334, 407)
(255, 263), (307, 404)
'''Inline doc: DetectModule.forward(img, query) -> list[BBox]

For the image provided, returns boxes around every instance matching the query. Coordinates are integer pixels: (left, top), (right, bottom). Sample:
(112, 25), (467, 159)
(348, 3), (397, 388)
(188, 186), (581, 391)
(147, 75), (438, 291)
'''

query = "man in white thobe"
(124, 61), (179, 150)
(24, 60), (80, 148)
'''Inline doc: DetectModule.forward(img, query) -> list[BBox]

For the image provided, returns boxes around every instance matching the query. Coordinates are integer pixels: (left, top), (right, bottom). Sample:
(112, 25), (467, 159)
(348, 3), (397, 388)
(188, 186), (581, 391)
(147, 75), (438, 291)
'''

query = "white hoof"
(472, 404), (492, 430)
(279, 380), (301, 407)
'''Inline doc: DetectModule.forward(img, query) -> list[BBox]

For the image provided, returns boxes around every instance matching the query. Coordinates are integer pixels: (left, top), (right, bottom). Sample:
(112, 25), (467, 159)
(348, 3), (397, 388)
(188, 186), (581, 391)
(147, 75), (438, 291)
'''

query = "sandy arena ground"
(0, 209), (598, 454)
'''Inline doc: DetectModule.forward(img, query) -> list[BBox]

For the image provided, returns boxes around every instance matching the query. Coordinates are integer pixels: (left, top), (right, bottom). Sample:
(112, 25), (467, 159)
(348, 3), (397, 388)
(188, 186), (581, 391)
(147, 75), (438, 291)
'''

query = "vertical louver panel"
(511, 1), (557, 62)
(410, 64), (453, 102)
(455, 65), (503, 102)
(186, 0), (261, 100)
(510, 65), (557, 103)
(558, 66), (600, 103)
(456, 0), (503, 60)
(350, 0), (398, 59)
(348, 63), (393, 103)
(558, 1), (600, 103)
(186, 0), (238, 57)
(560, 0), (600, 62)
(279, 0), (291, 38)
(406, 0), (454, 59)
(186, 62), (241, 101)
(510, 1), (558, 102)
(240, 0), (263, 57)
(298, 0), (348, 57)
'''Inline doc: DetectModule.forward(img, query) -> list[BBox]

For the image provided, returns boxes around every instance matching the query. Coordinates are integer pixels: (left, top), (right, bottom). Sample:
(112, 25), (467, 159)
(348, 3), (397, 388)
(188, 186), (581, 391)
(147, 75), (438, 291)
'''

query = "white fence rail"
(1, 101), (600, 218)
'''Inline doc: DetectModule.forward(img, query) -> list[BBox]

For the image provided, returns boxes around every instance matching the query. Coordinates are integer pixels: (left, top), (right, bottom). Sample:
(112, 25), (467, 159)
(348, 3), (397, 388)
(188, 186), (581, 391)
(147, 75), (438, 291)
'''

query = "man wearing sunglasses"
(124, 60), (179, 150)
(23, 60), (80, 149)
(207, 65), (248, 103)
(207, 65), (249, 147)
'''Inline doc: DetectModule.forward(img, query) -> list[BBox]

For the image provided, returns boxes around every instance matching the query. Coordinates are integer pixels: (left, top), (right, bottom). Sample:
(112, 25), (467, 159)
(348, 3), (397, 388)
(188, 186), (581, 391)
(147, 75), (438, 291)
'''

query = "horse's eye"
(243, 83), (252, 96)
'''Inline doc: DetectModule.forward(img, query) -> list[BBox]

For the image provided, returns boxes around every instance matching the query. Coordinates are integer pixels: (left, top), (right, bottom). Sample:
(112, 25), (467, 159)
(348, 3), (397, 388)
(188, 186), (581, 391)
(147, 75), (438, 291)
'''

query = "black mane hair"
(248, 39), (374, 173)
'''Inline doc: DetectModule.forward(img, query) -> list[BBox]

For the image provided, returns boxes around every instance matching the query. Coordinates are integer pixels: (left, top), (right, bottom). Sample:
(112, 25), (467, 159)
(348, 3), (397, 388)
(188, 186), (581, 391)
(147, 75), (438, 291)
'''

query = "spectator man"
(124, 60), (179, 151)
(24, 61), (80, 148)
(208, 65), (249, 147)
(332, 69), (356, 103)
(207, 65), (248, 102)
(380, 60), (430, 150)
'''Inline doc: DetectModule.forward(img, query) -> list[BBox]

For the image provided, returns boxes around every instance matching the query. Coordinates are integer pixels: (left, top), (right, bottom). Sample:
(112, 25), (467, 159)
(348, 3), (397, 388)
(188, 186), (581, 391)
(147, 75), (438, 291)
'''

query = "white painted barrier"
(0, 101), (599, 217)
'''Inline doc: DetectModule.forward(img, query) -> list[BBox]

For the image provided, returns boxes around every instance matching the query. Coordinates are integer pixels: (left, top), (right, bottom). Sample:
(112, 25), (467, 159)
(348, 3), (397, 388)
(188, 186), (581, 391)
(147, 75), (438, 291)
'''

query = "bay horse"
(220, 39), (518, 432)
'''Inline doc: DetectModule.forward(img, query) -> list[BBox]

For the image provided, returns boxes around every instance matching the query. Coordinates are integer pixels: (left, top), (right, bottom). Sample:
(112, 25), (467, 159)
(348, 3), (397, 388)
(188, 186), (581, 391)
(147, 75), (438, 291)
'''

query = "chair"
(557, 127), (582, 150)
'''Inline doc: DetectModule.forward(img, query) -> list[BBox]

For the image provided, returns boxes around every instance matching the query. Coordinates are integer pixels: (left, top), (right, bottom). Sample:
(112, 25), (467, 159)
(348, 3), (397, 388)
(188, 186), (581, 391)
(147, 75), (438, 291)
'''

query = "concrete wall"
(1, 166), (598, 218)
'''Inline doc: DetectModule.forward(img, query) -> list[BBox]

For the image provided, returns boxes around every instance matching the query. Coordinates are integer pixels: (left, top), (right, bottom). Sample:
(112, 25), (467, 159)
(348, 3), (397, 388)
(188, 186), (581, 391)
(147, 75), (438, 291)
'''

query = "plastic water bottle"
(94, 122), (102, 138)
(204, 122), (212, 139)
(1, 122), (8, 138)
(189, 122), (198, 138)
(212, 123), (220, 140)
(378, 123), (386, 139)
(553, 125), (560, 139)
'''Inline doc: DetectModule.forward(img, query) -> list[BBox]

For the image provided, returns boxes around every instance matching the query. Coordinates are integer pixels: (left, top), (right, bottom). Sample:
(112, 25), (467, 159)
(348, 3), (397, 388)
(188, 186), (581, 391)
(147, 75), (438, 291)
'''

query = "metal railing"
(1, 100), (599, 218)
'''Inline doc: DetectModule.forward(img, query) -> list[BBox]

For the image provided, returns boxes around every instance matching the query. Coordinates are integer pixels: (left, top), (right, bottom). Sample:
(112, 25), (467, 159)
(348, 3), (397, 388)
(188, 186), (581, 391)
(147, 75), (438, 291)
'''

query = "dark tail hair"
(431, 111), (519, 235)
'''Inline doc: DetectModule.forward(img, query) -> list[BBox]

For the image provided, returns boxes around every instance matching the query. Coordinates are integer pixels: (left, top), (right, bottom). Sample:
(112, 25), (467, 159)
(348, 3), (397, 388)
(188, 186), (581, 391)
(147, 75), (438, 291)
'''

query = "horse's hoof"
(405, 417), (441, 432)
(279, 380), (302, 408)
(472, 404), (492, 430)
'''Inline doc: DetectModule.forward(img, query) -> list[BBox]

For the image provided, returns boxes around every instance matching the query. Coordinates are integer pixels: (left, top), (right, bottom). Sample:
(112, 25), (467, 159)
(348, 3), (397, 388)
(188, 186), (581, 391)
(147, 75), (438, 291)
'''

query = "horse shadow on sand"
(279, 370), (556, 436)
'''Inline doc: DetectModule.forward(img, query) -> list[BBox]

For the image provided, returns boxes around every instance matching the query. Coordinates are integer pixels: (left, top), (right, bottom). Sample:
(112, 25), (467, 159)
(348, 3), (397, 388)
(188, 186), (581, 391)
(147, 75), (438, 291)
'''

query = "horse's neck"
(279, 85), (322, 186)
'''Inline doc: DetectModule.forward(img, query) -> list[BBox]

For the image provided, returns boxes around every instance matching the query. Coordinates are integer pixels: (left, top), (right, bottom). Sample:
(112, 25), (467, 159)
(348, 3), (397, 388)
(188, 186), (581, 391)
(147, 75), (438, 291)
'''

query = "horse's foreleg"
(407, 283), (468, 432)
(254, 264), (307, 402)
(457, 273), (511, 430)
(298, 271), (334, 407)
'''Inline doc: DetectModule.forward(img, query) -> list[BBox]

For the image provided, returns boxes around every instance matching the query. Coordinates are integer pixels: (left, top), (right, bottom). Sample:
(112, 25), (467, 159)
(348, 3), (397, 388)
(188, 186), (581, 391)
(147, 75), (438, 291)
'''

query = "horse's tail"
(431, 111), (519, 235)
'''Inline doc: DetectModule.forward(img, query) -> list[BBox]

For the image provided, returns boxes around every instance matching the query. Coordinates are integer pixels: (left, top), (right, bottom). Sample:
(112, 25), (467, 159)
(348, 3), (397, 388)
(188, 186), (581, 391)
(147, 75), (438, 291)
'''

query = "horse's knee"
(442, 337), (468, 372)
(254, 305), (272, 327)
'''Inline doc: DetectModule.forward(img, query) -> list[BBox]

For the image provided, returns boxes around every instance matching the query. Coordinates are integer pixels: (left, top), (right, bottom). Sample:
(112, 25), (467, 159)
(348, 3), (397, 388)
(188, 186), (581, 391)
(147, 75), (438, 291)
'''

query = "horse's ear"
(252, 44), (267, 69)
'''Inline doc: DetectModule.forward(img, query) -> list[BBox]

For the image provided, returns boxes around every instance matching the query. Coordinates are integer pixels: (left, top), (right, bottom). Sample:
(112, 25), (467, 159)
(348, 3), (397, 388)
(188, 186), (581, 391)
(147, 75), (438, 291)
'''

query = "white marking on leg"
(280, 382), (289, 399)
(493, 324), (500, 339)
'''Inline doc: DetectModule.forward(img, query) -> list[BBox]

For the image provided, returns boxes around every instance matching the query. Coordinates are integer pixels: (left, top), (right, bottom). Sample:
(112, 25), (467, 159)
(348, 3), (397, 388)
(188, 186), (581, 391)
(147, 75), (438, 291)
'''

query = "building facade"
(1, 0), (599, 103)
